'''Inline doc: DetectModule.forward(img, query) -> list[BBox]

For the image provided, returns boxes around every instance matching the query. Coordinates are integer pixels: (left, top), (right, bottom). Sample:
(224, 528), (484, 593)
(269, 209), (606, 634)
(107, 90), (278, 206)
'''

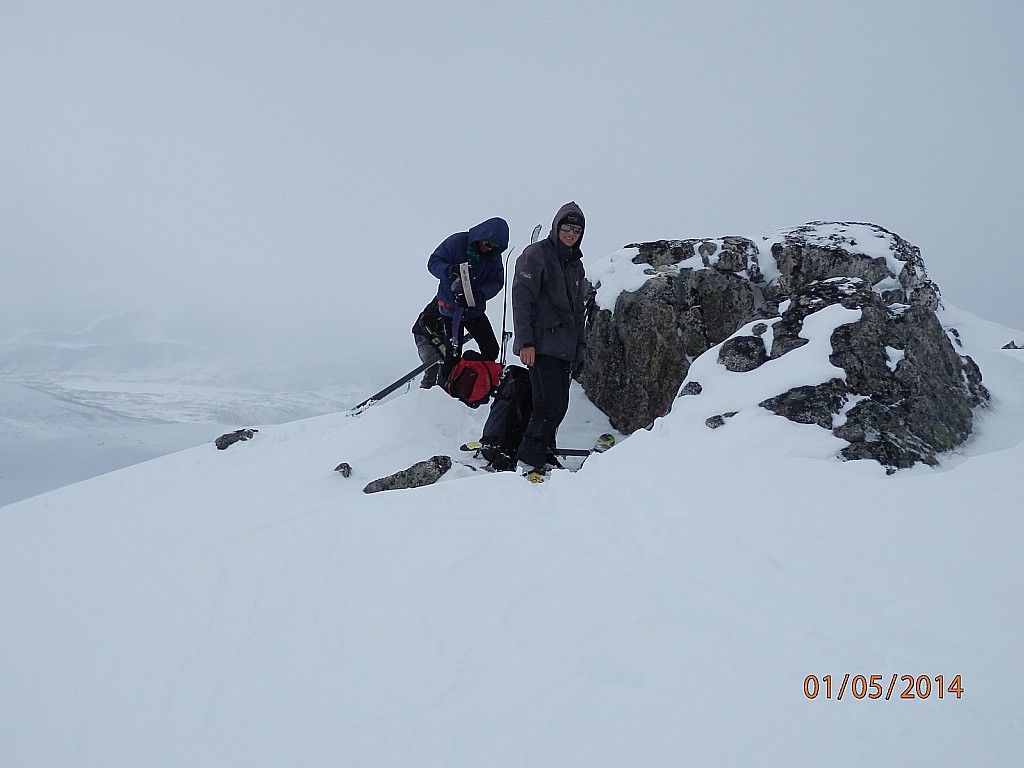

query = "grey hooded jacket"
(512, 201), (587, 362)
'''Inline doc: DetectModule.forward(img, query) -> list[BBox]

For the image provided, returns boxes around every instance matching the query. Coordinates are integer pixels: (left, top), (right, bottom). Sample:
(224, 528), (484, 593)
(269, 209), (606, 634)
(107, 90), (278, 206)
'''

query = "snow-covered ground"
(0, 310), (367, 506)
(1, 299), (1022, 766)
(0, 376), (365, 506)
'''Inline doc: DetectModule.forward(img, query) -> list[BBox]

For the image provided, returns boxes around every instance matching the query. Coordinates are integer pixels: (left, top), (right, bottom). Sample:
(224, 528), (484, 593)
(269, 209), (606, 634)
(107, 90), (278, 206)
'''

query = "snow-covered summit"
(1, 293), (1022, 766)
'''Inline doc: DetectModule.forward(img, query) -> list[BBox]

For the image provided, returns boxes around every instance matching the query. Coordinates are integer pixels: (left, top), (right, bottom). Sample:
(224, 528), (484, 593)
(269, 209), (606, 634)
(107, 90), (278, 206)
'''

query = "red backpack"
(446, 351), (502, 407)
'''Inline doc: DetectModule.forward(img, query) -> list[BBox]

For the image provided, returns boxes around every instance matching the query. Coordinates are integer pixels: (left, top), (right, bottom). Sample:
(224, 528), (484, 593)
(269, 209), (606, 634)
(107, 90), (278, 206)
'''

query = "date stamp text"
(804, 674), (963, 701)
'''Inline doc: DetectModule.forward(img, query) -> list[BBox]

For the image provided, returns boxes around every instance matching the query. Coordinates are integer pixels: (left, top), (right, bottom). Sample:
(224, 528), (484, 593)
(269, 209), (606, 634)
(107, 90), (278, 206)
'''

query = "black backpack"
(478, 365), (533, 470)
(412, 301), (449, 357)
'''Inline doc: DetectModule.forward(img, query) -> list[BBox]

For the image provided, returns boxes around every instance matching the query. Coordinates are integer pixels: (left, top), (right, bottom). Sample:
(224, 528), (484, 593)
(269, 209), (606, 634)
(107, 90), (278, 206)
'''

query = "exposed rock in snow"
(363, 455), (453, 493)
(583, 221), (987, 469)
(718, 334), (769, 372)
(214, 428), (259, 450)
(760, 379), (849, 430)
(821, 284), (988, 469)
(583, 264), (754, 433)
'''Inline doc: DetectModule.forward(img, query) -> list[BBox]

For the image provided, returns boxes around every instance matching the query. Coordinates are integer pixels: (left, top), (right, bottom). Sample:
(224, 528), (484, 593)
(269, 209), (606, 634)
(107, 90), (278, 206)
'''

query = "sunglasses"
(559, 223), (582, 235)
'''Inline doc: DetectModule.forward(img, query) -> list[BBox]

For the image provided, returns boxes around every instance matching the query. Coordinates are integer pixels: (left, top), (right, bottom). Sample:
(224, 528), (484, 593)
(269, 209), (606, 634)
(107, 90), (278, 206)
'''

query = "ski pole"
(349, 353), (443, 414)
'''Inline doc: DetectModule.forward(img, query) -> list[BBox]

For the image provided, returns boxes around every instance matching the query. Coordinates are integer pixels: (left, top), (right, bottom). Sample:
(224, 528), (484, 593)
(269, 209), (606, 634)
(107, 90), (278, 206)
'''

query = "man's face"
(558, 223), (582, 248)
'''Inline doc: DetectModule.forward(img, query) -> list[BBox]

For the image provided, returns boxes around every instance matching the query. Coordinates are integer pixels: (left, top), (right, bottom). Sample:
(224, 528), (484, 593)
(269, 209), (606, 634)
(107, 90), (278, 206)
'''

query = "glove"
(448, 262), (474, 283)
(572, 345), (588, 377)
(450, 278), (469, 308)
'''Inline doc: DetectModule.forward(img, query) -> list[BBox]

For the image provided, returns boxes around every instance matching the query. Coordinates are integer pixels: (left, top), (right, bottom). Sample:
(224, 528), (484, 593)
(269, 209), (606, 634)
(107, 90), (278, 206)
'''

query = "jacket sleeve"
(511, 247), (543, 350)
(427, 235), (458, 282)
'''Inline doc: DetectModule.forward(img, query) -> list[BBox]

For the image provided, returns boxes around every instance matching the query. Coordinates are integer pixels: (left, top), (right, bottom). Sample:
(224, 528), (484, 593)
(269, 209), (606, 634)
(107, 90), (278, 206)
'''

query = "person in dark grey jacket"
(511, 201), (587, 475)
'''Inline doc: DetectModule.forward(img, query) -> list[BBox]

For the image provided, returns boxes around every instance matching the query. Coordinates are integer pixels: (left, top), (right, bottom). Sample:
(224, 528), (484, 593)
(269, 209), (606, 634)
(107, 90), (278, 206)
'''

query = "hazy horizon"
(3, 1), (1022, 373)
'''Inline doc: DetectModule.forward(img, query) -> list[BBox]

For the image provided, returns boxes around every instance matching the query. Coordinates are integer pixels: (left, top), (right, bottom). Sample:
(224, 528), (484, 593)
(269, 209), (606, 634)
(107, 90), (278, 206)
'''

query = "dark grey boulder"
(215, 428), (258, 450)
(363, 455), (453, 494)
(760, 379), (848, 430)
(678, 381), (703, 397)
(719, 335), (769, 372)
(705, 411), (738, 430)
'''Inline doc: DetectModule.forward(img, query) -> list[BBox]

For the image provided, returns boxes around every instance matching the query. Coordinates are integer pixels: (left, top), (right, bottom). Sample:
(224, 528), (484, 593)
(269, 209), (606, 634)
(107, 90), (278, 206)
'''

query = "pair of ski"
(460, 433), (615, 458)
(458, 433), (616, 479)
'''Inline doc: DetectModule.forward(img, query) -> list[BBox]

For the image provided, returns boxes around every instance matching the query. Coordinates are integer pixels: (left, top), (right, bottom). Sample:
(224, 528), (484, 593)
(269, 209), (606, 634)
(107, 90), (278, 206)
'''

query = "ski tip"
(460, 441), (484, 452)
(594, 433), (616, 453)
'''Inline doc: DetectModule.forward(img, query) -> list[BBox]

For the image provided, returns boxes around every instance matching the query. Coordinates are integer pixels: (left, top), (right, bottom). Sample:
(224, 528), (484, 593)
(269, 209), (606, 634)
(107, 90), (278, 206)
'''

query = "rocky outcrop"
(582, 263), (756, 433)
(363, 455), (452, 494)
(582, 222), (988, 470)
(215, 428), (258, 450)
(769, 222), (938, 309)
(755, 277), (988, 469)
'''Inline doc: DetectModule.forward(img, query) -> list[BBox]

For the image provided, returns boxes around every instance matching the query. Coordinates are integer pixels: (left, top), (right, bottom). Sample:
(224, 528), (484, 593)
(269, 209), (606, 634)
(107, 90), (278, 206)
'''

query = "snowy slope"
(0, 311), (366, 506)
(1, 304), (1022, 767)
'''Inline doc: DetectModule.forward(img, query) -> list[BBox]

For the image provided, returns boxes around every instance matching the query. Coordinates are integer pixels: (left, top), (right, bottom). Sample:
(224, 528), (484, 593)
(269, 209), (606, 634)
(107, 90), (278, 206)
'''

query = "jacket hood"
(548, 201), (585, 259)
(467, 217), (510, 253)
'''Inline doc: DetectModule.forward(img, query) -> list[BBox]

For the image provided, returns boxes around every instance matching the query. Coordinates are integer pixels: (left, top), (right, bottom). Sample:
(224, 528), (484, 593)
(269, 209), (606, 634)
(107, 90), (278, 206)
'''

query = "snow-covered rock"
(582, 222), (986, 469)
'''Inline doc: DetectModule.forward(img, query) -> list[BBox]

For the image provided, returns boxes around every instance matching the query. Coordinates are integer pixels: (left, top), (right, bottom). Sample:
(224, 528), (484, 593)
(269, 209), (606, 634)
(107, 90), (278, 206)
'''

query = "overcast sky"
(2, 1), (1022, 377)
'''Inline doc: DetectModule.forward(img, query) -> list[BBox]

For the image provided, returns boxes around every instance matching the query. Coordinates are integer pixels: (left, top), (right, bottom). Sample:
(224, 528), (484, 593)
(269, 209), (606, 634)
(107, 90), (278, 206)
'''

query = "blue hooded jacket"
(427, 217), (509, 319)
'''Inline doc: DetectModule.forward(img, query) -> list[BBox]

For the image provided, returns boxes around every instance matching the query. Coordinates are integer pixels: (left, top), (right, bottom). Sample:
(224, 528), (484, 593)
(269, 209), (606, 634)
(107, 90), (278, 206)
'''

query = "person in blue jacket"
(426, 216), (509, 383)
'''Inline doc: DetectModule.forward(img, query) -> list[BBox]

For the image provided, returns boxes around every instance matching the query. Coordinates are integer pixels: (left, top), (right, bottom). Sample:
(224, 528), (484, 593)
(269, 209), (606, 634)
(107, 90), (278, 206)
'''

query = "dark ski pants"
(439, 313), (499, 384)
(517, 354), (571, 470)
(446, 313), (499, 360)
(412, 300), (447, 388)
(415, 338), (441, 387)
